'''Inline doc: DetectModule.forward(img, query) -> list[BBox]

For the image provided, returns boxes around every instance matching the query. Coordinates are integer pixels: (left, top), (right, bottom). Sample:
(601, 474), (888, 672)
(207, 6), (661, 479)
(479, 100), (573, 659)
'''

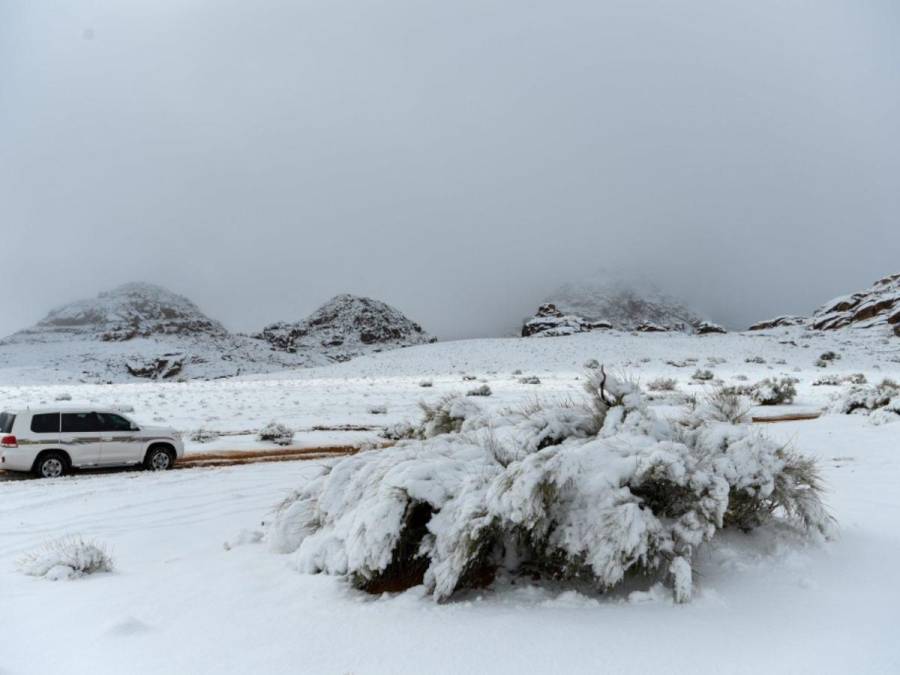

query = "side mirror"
(131, 423), (140, 431)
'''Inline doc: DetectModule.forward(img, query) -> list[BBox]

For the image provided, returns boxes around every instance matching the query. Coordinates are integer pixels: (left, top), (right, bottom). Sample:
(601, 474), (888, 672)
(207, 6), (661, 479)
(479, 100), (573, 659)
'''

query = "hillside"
(254, 294), (435, 362)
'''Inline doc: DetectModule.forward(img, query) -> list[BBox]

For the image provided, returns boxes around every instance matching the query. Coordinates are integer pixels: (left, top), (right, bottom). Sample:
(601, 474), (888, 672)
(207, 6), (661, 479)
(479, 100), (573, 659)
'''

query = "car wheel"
(144, 447), (174, 471)
(35, 452), (67, 479)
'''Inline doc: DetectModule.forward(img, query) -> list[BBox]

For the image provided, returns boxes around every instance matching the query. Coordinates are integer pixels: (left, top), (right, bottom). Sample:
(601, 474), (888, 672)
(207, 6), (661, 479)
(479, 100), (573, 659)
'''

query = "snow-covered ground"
(1, 328), (899, 674)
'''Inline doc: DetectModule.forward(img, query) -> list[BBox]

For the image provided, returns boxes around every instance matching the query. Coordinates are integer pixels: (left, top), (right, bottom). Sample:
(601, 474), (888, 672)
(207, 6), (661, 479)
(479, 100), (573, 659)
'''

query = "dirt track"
(177, 445), (360, 468)
(751, 412), (822, 423)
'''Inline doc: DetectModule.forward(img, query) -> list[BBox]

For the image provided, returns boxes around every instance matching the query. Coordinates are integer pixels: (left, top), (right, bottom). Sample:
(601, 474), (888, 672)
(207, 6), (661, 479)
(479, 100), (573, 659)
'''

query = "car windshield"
(0, 412), (15, 434)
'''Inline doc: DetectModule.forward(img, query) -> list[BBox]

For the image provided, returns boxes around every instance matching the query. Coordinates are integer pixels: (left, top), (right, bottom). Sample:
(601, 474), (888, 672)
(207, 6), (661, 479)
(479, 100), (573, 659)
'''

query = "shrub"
(813, 373), (867, 387)
(380, 421), (418, 441)
(258, 422), (294, 446)
(462, 375), (477, 382)
(691, 369), (714, 381)
(269, 370), (832, 604)
(54, 392), (72, 401)
(18, 537), (113, 580)
(646, 377), (677, 392)
(367, 405), (388, 415)
(518, 376), (541, 385)
(466, 384), (492, 397)
(583, 359), (600, 370)
(701, 387), (750, 424)
(816, 351), (841, 368)
(832, 379), (900, 418)
(419, 395), (484, 438)
(745, 356), (766, 364)
(418, 380), (434, 388)
(189, 429), (220, 443)
(751, 377), (798, 405)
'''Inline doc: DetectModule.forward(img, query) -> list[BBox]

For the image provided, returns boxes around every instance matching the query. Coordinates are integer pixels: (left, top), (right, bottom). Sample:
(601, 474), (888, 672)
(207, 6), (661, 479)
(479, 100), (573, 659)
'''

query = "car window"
(61, 412), (103, 433)
(97, 413), (134, 432)
(0, 412), (15, 434)
(30, 413), (60, 434)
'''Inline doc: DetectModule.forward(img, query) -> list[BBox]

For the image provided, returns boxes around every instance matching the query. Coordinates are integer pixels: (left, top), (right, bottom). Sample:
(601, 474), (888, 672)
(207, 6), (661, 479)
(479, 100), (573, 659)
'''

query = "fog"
(2, 1), (898, 339)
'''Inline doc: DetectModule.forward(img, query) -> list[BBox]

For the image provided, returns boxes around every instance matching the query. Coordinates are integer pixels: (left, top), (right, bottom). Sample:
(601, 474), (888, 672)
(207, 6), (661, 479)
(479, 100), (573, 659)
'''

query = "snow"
(1, 327), (900, 673)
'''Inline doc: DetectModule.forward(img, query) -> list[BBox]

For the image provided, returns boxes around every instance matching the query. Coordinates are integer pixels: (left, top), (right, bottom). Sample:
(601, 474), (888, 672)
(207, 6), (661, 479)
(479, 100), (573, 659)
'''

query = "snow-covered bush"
(751, 377), (798, 406)
(367, 405), (388, 415)
(646, 377), (677, 392)
(583, 359), (600, 370)
(831, 379), (900, 420)
(18, 537), (113, 580)
(691, 369), (714, 381)
(380, 421), (417, 441)
(700, 387), (750, 424)
(813, 373), (867, 387)
(54, 392), (72, 401)
(258, 422), (294, 446)
(189, 428), (220, 443)
(418, 380), (434, 388)
(269, 369), (832, 604)
(466, 384), (492, 397)
(816, 351), (841, 368)
(518, 376), (541, 385)
(745, 356), (766, 364)
(462, 375), (477, 382)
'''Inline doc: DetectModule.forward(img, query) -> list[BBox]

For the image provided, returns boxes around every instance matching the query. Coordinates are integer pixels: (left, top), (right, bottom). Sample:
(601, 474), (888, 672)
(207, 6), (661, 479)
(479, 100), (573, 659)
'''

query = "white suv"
(0, 408), (184, 478)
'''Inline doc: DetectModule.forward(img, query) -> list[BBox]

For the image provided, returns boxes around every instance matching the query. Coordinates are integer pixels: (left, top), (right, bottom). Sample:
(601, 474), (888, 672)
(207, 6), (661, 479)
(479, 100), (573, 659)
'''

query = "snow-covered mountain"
(0, 283), (316, 382)
(255, 294), (435, 362)
(524, 276), (706, 336)
(0, 286), (439, 382)
(11, 282), (227, 342)
(750, 273), (900, 337)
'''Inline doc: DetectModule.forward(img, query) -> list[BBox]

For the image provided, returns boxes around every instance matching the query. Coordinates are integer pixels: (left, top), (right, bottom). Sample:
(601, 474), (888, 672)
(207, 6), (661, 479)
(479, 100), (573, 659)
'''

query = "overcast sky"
(1, 0), (898, 339)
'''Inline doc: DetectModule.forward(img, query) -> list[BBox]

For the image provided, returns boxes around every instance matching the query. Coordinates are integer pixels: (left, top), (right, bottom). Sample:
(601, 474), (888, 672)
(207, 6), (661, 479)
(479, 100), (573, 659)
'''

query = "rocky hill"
(255, 294), (435, 362)
(523, 276), (707, 337)
(750, 273), (900, 337)
(0, 283), (315, 382)
(12, 282), (228, 342)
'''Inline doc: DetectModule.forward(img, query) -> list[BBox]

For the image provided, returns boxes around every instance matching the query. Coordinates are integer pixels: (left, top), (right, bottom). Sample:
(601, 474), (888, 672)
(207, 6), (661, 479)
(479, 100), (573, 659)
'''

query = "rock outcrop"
(520, 303), (603, 337)
(523, 276), (709, 337)
(255, 294), (435, 361)
(696, 321), (727, 335)
(810, 273), (900, 333)
(748, 273), (900, 337)
(748, 316), (807, 331)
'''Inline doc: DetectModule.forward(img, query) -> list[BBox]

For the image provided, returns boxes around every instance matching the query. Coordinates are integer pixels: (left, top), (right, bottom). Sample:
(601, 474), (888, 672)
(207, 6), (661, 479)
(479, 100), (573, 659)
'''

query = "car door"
(60, 412), (103, 466)
(96, 412), (142, 465)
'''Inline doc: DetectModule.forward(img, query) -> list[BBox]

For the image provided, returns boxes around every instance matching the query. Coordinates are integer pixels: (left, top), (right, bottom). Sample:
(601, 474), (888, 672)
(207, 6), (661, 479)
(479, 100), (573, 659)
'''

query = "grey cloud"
(1, 0), (898, 338)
